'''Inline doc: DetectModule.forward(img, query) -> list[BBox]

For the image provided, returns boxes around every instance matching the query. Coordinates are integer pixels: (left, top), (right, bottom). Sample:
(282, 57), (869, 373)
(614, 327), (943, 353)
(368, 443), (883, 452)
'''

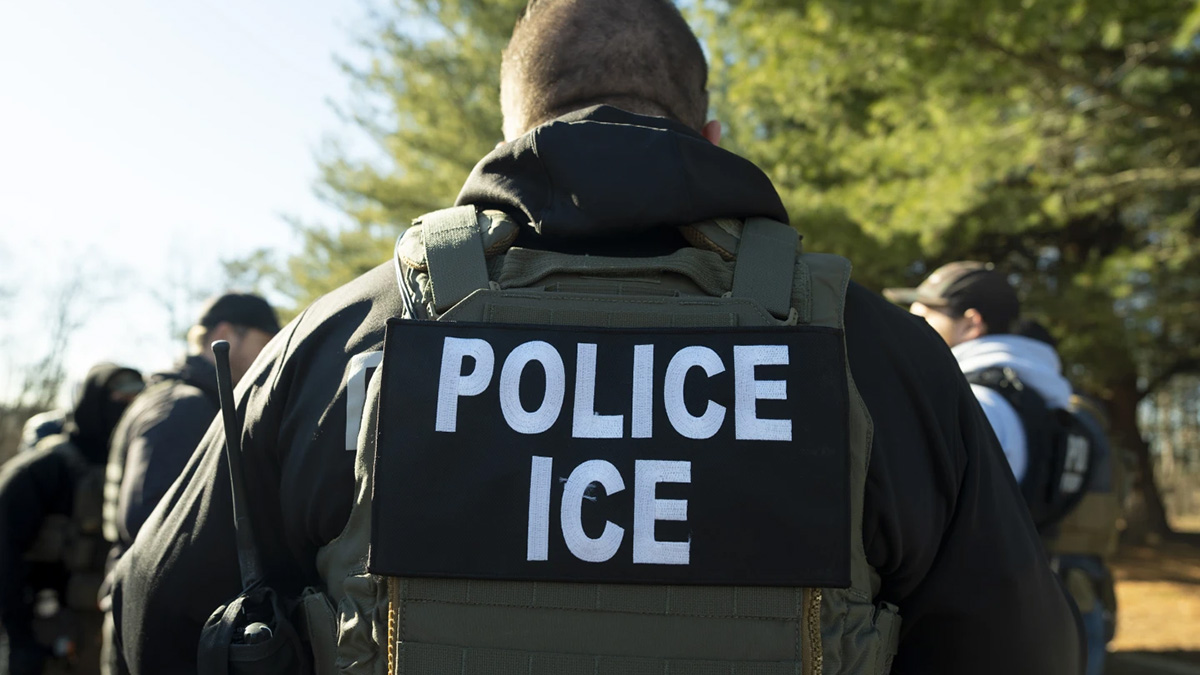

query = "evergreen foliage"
(241, 0), (1200, 530)
(708, 0), (1200, 398)
(242, 0), (520, 309)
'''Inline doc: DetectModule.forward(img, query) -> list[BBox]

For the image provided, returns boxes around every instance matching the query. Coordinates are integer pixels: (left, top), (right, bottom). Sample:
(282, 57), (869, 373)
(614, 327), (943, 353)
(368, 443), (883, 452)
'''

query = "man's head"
(65, 362), (144, 461)
(187, 292), (280, 384)
(500, 0), (715, 142)
(884, 262), (1020, 348)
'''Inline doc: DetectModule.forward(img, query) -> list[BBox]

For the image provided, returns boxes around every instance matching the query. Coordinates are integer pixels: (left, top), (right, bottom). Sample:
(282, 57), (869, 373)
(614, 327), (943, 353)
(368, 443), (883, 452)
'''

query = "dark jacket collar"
(455, 106), (788, 240)
(150, 355), (219, 406)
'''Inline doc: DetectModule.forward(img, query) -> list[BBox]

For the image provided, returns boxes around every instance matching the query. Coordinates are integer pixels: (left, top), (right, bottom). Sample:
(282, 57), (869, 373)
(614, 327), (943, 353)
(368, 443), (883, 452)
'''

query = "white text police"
(434, 336), (794, 441)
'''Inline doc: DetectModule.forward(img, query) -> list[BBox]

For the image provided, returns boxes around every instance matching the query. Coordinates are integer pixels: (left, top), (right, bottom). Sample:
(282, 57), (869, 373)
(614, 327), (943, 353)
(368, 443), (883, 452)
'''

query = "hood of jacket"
(455, 106), (789, 243)
(952, 335), (1074, 410)
(64, 362), (144, 463)
(147, 354), (220, 406)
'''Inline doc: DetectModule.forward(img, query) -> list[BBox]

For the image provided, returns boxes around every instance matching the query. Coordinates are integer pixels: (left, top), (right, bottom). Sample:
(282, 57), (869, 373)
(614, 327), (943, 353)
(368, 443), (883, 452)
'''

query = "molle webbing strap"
(397, 646), (799, 675)
(391, 578), (816, 675)
(497, 247), (734, 297)
(731, 218), (800, 320)
(420, 206), (490, 314)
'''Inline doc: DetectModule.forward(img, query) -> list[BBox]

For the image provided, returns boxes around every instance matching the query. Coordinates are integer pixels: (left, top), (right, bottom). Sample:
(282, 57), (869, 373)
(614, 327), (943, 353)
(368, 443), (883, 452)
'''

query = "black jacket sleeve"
(845, 285), (1082, 674)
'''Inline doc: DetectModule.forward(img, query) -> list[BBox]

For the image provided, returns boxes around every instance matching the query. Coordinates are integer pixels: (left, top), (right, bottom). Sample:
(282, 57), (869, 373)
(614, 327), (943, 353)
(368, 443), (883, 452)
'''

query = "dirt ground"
(1107, 541), (1200, 674)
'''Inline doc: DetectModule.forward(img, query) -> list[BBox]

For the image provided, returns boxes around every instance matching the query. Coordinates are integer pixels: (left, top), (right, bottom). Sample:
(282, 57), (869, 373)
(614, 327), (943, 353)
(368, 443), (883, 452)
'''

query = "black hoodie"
(105, 355), (221, 548)
(110, 108), (1082, 675)
(0, 362), (141, 669)
(63, 363), (144, 464)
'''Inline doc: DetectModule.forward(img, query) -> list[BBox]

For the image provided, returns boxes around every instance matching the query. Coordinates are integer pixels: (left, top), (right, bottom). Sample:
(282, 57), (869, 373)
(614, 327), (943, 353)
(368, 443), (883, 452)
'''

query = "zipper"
(801, 587), (823, 675)
(388, 579), (400, 675)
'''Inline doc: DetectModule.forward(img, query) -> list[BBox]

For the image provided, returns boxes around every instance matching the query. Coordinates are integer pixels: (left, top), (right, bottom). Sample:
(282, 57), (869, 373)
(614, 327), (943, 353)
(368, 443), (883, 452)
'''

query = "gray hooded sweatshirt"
(952, 334), (1074, 483)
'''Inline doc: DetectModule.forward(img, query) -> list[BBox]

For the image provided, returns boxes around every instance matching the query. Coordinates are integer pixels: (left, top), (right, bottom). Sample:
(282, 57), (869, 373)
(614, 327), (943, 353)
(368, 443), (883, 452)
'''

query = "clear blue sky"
(0, 0), (372, 404)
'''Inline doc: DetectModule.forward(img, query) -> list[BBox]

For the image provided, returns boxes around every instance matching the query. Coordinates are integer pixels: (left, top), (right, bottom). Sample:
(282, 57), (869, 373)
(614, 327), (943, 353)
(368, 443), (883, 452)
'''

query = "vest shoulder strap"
(731, 217), (800, 320)
(416, 207), (809, 323)
(420, 206), (493, 314)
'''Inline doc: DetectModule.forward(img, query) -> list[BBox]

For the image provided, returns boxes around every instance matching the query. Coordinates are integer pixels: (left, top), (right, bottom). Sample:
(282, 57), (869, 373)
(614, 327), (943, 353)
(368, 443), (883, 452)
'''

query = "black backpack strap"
(964, 366), (1012, 391)
(963, 367), (1037, 425)
(965, 367), (1052, 514)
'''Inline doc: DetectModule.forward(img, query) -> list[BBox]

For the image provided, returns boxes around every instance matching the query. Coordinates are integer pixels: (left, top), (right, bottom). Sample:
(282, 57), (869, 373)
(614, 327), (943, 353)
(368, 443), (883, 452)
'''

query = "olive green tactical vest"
(300, 207), (900, 675)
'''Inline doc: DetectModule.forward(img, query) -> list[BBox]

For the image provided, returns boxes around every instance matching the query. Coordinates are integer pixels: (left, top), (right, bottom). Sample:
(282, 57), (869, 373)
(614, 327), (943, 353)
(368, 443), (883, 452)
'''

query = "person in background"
(888, 264), (1102, 671)
(0, 363), (143, 675)
(103, 292), (279, 552)
(1014, 319), (1122, 675)
(18, 411), (67, 455)
(884, 261), (1073, 483)
(97, 293), (278, 675)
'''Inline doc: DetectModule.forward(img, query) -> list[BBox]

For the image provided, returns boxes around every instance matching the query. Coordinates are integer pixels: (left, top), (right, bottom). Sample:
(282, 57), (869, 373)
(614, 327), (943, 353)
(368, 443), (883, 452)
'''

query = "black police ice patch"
(369, 320), (851, 588)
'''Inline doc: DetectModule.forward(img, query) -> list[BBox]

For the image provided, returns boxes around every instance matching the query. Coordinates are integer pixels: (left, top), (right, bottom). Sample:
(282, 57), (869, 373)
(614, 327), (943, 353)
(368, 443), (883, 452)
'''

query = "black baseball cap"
(197, 292), (280, 335)
(883, 261), (1020, 333)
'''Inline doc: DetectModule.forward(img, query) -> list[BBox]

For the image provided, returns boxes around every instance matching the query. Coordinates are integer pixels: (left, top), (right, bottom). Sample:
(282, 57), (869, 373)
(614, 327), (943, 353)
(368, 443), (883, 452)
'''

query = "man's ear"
(702, 120), (722, 146)
(961, 309), (989, 341)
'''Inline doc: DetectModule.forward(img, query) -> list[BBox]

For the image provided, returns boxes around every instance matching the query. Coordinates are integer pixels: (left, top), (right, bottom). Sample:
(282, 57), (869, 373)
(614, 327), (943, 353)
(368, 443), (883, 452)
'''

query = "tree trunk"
(1109, 375), (1174, 537)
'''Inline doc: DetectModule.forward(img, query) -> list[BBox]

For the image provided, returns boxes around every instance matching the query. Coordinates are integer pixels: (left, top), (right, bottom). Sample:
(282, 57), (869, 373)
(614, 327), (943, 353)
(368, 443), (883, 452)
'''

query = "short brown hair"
(500, 0), (709, 140)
